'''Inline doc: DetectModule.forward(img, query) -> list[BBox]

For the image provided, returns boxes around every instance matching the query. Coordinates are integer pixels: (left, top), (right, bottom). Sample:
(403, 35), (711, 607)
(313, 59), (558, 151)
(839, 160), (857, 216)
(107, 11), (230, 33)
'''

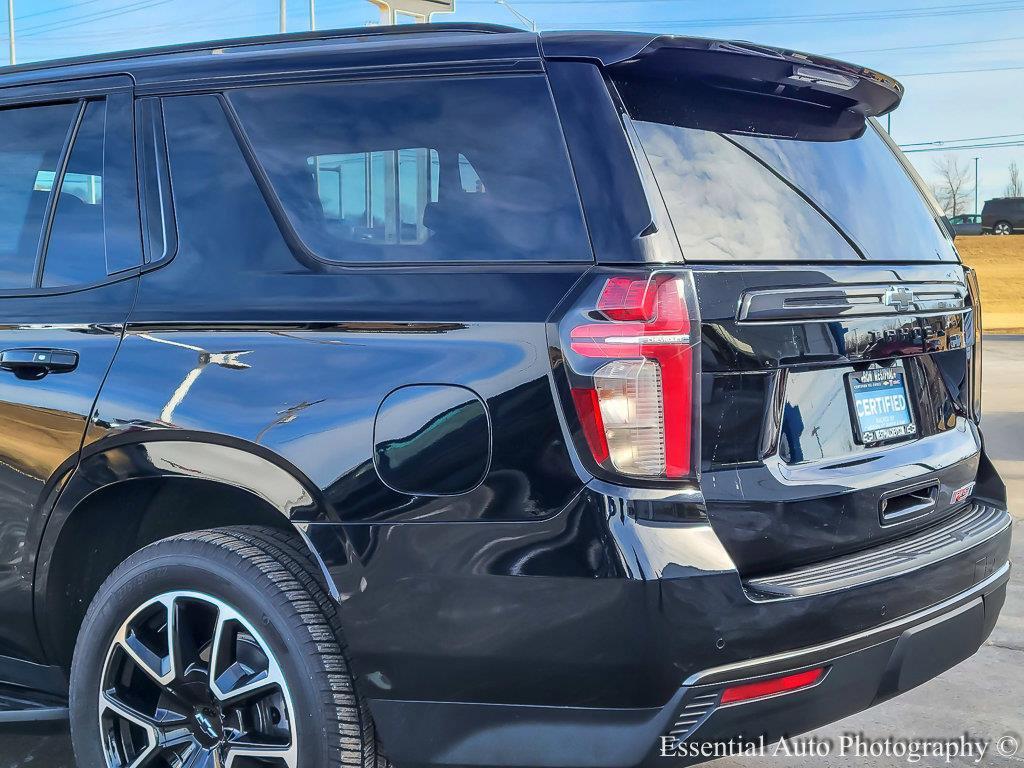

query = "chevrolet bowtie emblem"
(882, 286), (915, 312)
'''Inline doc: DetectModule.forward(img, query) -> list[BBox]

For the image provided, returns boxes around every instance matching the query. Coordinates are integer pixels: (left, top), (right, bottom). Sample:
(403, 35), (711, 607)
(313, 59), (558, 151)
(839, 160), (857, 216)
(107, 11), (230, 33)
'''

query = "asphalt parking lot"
(2, 337), (1021, 767)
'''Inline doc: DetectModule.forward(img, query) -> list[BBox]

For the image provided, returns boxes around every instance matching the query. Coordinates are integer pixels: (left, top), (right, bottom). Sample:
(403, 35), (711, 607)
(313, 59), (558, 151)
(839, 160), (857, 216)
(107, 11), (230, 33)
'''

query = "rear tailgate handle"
(0, 348), (79, 378)
(880, 481), (938, 525)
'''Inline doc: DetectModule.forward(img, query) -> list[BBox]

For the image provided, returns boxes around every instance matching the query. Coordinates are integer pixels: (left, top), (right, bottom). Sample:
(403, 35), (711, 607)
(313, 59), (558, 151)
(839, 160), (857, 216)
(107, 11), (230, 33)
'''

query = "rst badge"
(951, 482), (976, 505)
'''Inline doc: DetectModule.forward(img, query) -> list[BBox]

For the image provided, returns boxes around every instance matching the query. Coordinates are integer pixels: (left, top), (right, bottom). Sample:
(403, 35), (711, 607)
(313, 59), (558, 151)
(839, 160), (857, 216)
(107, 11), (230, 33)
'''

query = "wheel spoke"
(169, 595), (221, 690)
(155, 723), (197, 750)
(101, 690), (162, 731)
(213, 665), (284, 705)
(126, 749), (162, 768)
(180, 743), (221, 768)
(116, 595), (175, 687)
(102, 689), (196, 762)
(209, 608), (285, 704)
(225, 741), (297, 768)
(99, 692), (160, 768)
(208, 608), (229, 694)
(167, 595), (184, 685)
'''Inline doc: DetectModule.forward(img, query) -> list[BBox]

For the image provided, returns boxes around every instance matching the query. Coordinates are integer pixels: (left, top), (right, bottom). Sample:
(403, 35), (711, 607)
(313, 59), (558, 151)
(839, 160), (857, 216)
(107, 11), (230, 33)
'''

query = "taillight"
(559, 272), (700, 480)
(965, 268), (983, 422)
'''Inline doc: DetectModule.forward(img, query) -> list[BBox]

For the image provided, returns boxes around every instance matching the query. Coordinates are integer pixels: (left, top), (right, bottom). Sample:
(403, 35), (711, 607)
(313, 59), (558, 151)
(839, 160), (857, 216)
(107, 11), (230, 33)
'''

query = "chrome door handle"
(0, 348), (79, 377)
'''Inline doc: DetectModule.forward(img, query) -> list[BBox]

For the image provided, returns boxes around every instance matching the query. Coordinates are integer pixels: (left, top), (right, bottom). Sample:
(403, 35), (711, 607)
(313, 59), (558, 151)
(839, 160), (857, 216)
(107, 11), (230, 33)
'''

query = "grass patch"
(956, 235), (1024, 334)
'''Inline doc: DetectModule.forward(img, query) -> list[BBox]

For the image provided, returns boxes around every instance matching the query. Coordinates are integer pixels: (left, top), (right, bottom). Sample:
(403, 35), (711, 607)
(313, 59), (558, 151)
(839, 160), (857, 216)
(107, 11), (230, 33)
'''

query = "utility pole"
(974, 156), (980, 214)
(309, 0), (316, 30)
(279, 0), (286, 33)
(7, 0), (14, 66)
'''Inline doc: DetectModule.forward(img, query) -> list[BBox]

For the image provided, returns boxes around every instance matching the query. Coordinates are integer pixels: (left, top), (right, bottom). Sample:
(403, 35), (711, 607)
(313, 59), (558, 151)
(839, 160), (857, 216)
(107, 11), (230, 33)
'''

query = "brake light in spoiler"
(541, 33), (903, 118)
(559, 272), (700, 481)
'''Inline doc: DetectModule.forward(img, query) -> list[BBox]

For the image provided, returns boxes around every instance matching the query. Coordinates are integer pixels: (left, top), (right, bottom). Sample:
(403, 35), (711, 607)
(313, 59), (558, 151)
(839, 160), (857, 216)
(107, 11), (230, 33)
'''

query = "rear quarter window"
(227, 75), (592, 264)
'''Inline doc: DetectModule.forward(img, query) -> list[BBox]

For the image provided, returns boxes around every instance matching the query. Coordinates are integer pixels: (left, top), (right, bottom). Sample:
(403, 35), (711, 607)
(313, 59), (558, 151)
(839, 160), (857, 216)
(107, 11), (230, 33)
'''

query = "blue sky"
(5, 0), (1024, 205)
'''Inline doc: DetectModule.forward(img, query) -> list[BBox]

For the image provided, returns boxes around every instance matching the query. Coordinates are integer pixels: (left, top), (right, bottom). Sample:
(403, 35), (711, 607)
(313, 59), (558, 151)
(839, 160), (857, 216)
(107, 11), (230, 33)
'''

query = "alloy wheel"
(994, 222), (1012, 235)
(98, 591), (297, 768)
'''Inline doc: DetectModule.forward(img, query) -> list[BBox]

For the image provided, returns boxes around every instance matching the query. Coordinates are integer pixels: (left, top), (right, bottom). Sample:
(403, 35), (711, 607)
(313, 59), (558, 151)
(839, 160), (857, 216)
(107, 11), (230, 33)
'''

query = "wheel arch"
(35, 431), (338, 667)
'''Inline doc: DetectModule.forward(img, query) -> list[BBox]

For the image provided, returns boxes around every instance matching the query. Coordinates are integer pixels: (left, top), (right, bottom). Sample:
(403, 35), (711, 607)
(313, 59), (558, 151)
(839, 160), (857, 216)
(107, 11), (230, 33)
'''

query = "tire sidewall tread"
(69, 526), (378, 768)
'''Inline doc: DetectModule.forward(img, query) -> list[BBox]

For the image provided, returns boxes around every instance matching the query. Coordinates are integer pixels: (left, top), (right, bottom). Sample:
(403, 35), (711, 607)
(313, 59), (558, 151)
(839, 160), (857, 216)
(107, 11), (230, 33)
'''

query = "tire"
(69, 526), (379, 768)
(993, 221), (1013, 235)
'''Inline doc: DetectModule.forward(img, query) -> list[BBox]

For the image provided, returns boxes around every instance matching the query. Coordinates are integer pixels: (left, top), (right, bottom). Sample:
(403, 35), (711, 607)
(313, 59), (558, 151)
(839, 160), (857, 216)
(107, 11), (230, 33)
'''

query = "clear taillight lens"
(559, 272), (700, 480)
(595, 359), (665, 475)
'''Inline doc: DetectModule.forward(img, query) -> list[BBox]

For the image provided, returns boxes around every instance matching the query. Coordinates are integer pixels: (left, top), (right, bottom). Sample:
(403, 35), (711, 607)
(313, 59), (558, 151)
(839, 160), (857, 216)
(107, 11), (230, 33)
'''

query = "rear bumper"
(371, 564), (1010, 768)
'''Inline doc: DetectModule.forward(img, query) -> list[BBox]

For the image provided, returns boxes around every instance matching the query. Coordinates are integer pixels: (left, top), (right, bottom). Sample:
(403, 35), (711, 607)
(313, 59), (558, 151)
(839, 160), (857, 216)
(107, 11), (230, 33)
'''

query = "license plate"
(847, 365), (917, 445)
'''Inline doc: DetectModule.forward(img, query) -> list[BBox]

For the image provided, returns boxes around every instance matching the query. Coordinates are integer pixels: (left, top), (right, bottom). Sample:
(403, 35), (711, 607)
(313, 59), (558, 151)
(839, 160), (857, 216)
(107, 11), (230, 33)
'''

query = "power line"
(17, 0), (175, 37)
(896, 64), (1024, 76)
(468, 0), (1022, 9)
(902, 140), (1024, 153)
(13, 0), (110, 22)
(15, 6), (276, 45)
(831, 34), (1024, 55)
(901, 132), (1024, 147)
(465, 0), (697, 3)
(501, 0), (1024, 25)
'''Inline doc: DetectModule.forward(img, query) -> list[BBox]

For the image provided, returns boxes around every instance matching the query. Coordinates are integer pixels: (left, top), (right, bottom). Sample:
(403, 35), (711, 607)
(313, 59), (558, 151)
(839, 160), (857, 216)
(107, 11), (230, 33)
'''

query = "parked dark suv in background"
(0, 24), (1010, 768)
(982, 197), (1024, 234)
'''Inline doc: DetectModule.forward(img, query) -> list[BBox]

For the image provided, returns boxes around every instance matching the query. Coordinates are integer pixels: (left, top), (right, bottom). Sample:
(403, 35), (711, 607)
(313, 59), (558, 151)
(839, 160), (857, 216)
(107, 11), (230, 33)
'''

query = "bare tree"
(932, 155), (973, 217)
(1005, 161), (1023, 197)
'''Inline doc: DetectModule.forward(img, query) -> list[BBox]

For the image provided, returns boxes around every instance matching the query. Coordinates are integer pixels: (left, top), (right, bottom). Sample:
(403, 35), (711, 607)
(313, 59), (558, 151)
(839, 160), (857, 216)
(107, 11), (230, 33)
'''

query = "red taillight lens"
(596, 275), (661, 321)
(570, 387), (610, 464)
(964, 267), (983, 422)
(720, 667), (825, 705)
(562, 273), (699, 480)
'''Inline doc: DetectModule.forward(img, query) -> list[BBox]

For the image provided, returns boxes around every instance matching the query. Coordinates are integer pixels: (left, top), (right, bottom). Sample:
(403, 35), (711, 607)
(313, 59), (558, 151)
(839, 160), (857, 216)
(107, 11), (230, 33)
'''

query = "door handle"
(0, 348), (79, 377)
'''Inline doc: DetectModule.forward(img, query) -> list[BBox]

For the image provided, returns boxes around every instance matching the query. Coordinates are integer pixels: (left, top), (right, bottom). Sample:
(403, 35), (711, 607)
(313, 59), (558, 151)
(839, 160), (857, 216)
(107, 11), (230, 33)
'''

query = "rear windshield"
(618, 83), (957, 263)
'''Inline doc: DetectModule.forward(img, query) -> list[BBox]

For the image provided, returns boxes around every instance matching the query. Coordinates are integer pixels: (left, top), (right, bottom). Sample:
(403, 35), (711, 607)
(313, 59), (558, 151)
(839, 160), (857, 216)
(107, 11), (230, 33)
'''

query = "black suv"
(982, 197), (1024, 234)
(0, 24), (1011, 768)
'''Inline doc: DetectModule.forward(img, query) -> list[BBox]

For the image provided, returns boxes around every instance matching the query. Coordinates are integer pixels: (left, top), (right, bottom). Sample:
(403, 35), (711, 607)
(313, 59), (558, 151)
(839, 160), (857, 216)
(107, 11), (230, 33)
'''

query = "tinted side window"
(228, 76), (592, 263)
(43, 101), (107, 287)
(43, 93), (142, 286)
(0, 103), (76, 288)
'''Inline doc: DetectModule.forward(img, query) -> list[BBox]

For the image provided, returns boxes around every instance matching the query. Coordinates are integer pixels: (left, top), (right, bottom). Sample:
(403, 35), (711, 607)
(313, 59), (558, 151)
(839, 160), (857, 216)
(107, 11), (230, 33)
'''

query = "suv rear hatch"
(550, 36), (984, 578)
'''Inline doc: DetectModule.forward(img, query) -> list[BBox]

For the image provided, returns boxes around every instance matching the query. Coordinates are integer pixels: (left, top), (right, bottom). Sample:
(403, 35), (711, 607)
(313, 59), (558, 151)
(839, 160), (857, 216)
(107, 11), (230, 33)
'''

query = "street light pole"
(280, 0), (287, 33)
(974, 156), (980, 215)
(7, 0), (14, 66)
(309, 0), (316, 30)
(495, 0), (537, 31)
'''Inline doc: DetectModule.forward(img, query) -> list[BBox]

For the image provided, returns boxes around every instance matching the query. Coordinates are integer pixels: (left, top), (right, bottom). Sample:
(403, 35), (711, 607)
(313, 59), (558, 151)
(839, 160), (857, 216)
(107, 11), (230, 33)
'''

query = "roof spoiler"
(541, 33), (903, 118)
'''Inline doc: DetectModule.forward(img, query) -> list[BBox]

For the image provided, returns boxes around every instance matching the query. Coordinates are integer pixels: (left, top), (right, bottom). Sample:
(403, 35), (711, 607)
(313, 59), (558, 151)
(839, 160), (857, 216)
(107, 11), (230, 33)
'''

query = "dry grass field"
(956, 235), (1024, 334)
